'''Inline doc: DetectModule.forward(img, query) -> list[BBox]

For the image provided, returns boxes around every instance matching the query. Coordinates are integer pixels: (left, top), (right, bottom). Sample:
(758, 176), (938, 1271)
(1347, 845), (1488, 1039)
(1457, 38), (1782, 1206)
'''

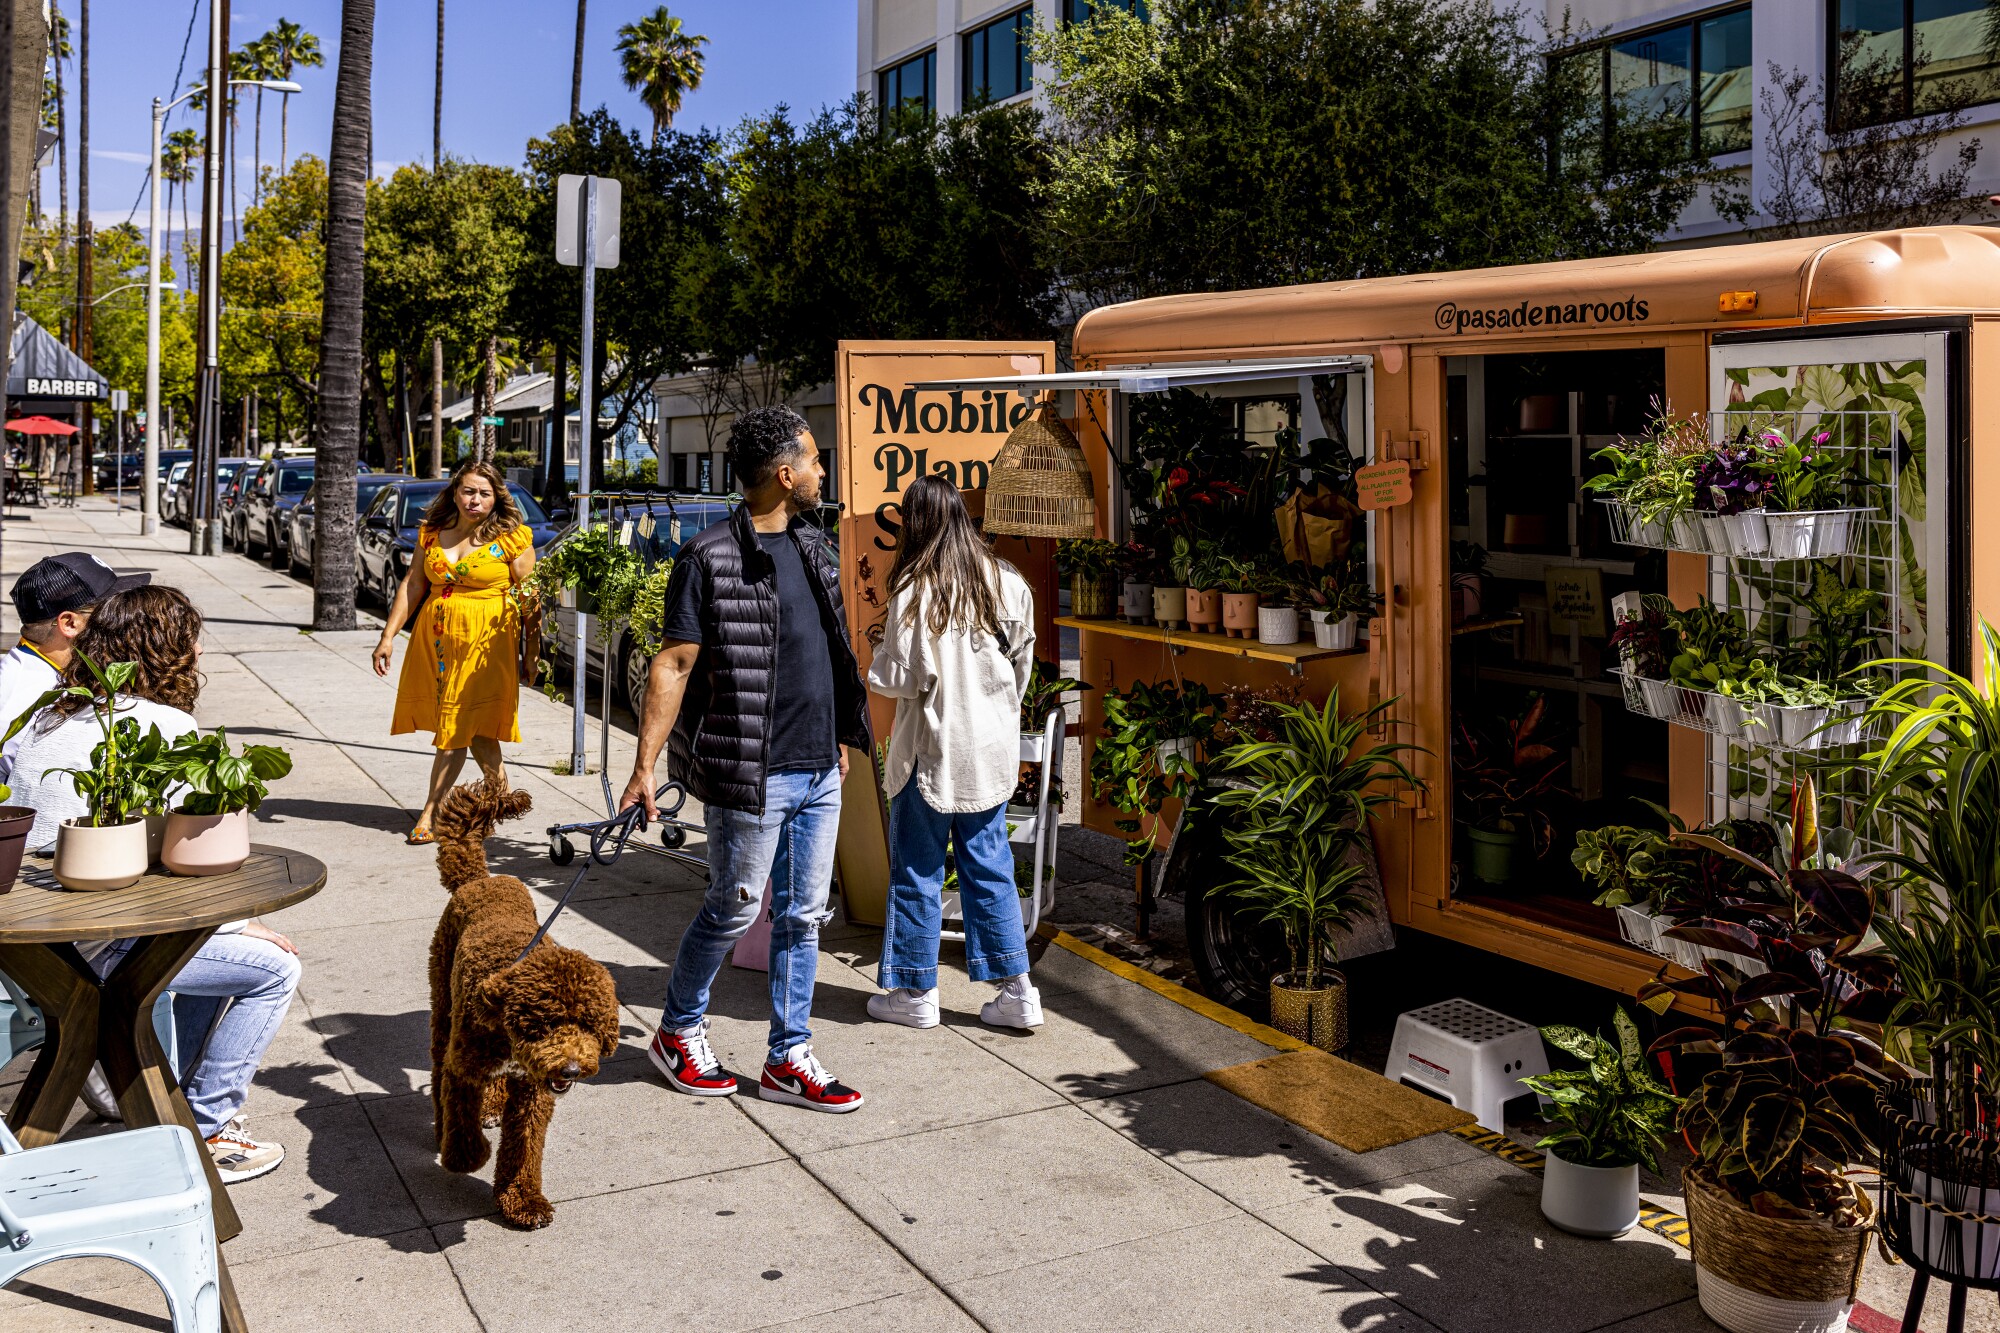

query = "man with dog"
(619, 406), (872, 1113)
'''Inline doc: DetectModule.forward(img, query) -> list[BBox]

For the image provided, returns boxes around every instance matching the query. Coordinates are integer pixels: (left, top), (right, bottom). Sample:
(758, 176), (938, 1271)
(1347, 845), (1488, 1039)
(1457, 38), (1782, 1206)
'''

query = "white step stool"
(1386, 998), (1550, 1131)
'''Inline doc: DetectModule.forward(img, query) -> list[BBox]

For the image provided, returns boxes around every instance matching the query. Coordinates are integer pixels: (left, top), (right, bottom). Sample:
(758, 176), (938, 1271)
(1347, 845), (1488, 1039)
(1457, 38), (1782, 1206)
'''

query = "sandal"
(406, 827), (435, 846)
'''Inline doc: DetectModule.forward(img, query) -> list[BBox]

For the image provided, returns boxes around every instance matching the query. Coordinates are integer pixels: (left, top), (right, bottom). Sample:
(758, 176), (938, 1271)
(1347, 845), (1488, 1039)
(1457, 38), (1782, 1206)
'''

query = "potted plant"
(1751, 425), (1857, 559)
(1691, 438), (1772, 556)
(1521, 1009), (1680, 1238)
(1303, 561), (1380, 651)
(1642, 822), (1901, 1333)
(1155, 536), (1193, 628)
(529, 523), (633, 616)
(157, 728), (295, 875)
(1214, 554), (1262, 639)
(1449, 540), (1487, 625)
(1183, 538), (1227, 634)
(1116, 541), (1156, 624)
(39, 655), (152, 891)
(1845, 621), (2000, 1282)
(1452, 695), (1568, 887)
(1252, 563), (1306, 646)
(1584, 408), (1708, 551)
(1057, 538), (1121, 619)
(1019, 658), (1087, 762)
(1210, 689), (1425, 1049)
(1088, 680), (1217, 867)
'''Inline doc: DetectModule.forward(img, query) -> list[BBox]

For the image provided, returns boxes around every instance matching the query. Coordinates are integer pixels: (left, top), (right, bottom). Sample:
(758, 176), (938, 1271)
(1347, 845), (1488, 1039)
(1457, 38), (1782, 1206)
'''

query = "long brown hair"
(54, 585), (204, 717)
(886, 474), (1007, 637)
(420, 460), (523, 546)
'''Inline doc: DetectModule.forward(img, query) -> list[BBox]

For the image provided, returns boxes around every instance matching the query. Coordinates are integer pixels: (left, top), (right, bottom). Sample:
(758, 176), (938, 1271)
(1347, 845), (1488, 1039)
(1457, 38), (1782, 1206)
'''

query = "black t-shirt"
(658, 530), (838, 774)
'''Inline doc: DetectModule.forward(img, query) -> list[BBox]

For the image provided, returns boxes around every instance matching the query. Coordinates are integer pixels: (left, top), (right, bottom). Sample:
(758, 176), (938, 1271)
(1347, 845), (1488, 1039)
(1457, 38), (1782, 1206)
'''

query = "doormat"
(1206, 1047), (1475, 1153)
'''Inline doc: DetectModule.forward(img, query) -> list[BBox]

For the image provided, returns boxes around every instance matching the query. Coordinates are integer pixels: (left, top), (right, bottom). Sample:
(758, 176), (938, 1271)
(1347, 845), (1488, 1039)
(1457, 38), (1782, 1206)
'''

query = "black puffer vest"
(666, 504), (871, 814)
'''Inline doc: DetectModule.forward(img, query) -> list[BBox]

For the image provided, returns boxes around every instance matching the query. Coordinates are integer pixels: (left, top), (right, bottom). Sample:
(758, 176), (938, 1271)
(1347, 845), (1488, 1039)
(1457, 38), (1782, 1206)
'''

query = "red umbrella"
(5, 415), (79, 436)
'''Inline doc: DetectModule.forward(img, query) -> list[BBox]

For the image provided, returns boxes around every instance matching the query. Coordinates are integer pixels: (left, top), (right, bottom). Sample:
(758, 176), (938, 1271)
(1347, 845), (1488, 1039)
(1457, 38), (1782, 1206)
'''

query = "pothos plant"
(1088, 679), (1219, 866)
(1021, 658), (1089, 731)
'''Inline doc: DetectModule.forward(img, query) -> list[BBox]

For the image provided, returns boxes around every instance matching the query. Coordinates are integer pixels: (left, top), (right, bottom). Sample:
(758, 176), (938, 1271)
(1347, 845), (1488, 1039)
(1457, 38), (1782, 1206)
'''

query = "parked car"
(286, 473), (409, 578)
(236, 456), (372, 564)
(96, 447), (193, 490)
(356, 478), (562, 611)
(161, 460), (192, 524)
(168, 457), (259, 530)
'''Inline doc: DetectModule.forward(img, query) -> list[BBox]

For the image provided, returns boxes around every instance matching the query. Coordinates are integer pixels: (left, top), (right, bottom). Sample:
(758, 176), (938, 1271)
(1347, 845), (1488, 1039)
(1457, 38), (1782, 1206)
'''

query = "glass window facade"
(877, 47), (937, 130)
(965, 7), (1034, 108)
(1564, 7), (1753, 159)
(1834, 0), (2000, 125)
(1064, 0), (1146, 23)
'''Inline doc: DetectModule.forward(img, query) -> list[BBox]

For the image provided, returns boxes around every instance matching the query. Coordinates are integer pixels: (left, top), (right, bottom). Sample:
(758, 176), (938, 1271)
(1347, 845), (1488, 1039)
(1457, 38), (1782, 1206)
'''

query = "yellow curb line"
(1032, 927), (1695, 1248)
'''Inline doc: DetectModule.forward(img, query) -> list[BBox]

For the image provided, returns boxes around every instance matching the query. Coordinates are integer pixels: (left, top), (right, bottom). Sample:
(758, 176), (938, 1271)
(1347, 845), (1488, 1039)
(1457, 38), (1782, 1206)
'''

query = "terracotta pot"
(1221, 592), (1261, 638)
(0, 806), (33, 893)
(1152, 585), (1187, 629)
(53, 818), (150, 892)
(1185, 587), (1222, 632)
(162, 810), (252, 876)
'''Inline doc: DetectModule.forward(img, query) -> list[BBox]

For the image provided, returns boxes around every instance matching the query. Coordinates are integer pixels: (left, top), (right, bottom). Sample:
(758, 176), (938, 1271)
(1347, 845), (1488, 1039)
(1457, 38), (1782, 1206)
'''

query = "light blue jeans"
(880, 783), (1029, 991)
(94, 931), (302, 1139)
(663, 766), (842, 1066)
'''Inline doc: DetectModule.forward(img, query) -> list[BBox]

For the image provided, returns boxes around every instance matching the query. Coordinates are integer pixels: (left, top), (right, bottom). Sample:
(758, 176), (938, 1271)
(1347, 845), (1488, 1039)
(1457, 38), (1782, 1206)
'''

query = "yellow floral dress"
(391, 523), (533, 748)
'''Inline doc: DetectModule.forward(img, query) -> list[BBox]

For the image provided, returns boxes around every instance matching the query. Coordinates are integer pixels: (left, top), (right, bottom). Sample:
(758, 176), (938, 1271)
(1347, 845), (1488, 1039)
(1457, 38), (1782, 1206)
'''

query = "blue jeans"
(880, 784), (1029, 990)
(95, 931), (302, 1139)
(663, 766), (842, 1066)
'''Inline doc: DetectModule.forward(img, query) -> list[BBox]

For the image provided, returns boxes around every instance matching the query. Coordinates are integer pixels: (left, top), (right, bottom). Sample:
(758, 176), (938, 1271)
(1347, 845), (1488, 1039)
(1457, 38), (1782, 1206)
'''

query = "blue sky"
(72, 1), (856, 230)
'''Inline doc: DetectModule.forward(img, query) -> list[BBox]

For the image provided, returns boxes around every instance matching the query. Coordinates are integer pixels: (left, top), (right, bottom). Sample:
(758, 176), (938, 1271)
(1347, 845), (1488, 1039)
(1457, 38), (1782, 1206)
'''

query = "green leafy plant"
(1788, 562), (1881, 683)
(1571, 823), (1668, 909)
(1021, 658), (1089, 731)
(622, 562), (678, 658)
(1452, 694), (1569, 855)
(20, 653), (146, 827)
(160, 728), (295, 816)
(1210, 552), (1262, 595)
(1750, 425), (1849, 512)
(1210, 689), (1426, 987)
(1583, 407), (1710, 524)
(1521, 1009), (1680, 1170)
(1088, 680), (1219, 865)
(529, 523), (636, 604)
(1056, 538), (1122, 579)
(1182, 538), (1231, 592)
(1662, 600), (1750, 689)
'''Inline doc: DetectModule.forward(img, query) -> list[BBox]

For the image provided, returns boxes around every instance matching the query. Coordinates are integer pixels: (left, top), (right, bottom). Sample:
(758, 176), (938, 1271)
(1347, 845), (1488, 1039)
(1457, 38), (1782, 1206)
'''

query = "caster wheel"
(549, 836), (576, 866)
(661, 826), (686, 850)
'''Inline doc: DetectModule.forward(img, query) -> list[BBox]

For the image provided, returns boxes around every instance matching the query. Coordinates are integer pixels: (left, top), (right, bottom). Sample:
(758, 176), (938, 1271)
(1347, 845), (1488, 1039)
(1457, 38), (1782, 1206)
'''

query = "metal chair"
(0, 968), (44, 1070)
(0, 1119), (220, 1332)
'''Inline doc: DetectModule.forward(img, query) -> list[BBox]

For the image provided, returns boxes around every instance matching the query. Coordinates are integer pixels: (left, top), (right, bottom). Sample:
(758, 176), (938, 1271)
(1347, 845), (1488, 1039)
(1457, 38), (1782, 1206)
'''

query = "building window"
(1562, 7), (1753, 158)
(1064, 0), (1146, 22)
(1832, 0), (2000, 128)
(877, 47), (936, 130)
(965, 8), (1033, 108)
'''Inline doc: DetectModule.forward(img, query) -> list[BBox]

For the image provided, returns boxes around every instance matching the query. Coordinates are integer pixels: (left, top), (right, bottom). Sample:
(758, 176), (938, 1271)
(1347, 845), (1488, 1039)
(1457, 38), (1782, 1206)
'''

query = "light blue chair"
(0, 1119), (220, 1331)
(0, 970), (43, 1071)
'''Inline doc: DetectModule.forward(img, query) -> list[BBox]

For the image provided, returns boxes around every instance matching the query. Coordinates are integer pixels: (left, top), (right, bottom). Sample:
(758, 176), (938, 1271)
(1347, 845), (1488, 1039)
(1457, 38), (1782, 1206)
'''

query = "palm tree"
(265, 18), (323, 174)
(164, 129), (200, 275)
(615, 7), (706, 146)
(570, 0), (586, 122)
(434, 0), (445, 167)
(247, 32), (280, 205)
(47, 3), (68, 236)
(226, 47), (260, 244)
(315, 0), (373, 631)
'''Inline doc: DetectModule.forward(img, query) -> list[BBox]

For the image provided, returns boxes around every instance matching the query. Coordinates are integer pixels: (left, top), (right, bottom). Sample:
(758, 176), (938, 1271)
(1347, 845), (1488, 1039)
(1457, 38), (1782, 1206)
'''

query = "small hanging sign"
(618, 520), (635, 546)
(1356, 461), (1413, 511)
(637, 512), (656, 539)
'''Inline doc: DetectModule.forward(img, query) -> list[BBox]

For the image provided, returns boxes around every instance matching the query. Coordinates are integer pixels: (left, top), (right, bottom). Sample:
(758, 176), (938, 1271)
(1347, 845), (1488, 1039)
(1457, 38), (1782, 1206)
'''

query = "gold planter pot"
(1268, 970), (1348, 1052)
(1071, 572), (1115, 619)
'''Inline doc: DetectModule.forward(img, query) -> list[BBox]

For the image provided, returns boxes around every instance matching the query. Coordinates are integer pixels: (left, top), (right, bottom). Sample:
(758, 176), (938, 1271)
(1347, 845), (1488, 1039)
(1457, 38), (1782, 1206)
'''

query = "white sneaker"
(81, 1063), (123, 1121)
(867, 987), (940, 1029)
(980, 975), (1043, 1030)
(206, 1117), (285, 1184)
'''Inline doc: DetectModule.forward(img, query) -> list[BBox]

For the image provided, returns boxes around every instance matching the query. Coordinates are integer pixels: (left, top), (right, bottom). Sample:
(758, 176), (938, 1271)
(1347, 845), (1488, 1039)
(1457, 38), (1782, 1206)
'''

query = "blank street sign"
(555, 174), (621, 269)
(111, 388), (128, 411)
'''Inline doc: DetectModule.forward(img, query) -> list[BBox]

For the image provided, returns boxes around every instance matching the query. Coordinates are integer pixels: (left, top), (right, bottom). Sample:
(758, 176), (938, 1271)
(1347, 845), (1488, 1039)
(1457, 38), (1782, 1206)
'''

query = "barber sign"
(23, 377), (103, 400)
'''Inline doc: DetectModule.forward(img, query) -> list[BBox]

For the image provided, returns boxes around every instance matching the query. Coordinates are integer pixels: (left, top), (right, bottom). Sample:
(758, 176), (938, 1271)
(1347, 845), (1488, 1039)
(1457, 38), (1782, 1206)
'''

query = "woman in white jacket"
(866, 475), (1042, 1030)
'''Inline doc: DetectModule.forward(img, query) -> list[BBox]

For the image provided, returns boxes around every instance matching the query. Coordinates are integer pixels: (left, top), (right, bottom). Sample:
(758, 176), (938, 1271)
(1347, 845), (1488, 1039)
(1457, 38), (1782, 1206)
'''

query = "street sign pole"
(112, 388), (127, 514)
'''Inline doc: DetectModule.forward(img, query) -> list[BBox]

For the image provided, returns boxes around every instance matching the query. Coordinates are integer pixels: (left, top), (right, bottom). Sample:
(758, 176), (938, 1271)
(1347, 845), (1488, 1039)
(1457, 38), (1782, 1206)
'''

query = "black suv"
(236, 457), (370, 564)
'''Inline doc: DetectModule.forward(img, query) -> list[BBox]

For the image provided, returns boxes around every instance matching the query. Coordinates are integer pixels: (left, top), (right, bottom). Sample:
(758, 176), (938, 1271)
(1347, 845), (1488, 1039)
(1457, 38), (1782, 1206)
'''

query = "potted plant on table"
(1214, 554), (1263, 639)
(1209, 688), (1425, 1050)
(157, 728), (295, 875)
(1116, 541), (1157, 625)
(1302, 560), (1380, 651)
(1641, 825), (1902, 1333)
(1452, 695), (1569, 888)
(1750, 425), (1857, 560)
(24, 654), (154, 891)
(1183, 538), (1227, 634)
(1155, 536), (1193, 629)
(1252, 562), (1308, 646)
(1057, 538), (1121, 619)
(1521, 1008), (1680, 1238)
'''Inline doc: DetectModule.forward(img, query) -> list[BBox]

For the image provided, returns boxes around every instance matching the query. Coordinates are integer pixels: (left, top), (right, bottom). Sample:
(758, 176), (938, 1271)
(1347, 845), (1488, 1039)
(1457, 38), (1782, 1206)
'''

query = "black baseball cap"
(11, 552), (152, 623)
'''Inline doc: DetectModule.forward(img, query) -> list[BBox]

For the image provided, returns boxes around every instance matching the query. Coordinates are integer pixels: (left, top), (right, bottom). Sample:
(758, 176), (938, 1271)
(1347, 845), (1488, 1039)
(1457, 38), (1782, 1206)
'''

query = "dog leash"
(514, 782), (697, 964)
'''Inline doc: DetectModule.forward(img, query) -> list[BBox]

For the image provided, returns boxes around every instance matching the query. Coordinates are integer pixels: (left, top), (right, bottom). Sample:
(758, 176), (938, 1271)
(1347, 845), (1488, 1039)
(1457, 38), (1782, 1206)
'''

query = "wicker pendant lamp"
(983, 398), (1097, 538)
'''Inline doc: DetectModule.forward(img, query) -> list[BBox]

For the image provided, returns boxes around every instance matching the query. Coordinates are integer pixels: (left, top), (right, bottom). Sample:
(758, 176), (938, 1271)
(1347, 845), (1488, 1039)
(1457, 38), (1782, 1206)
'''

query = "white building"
(855, 0), (2000, 242)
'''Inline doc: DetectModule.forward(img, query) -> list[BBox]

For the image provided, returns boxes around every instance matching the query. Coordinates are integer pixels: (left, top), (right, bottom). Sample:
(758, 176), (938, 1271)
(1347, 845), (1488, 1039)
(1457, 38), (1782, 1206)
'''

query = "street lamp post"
(147, 78), (298, 542)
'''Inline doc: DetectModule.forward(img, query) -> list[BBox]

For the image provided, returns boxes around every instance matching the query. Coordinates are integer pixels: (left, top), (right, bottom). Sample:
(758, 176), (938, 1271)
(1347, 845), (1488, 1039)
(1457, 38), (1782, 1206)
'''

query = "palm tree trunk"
(252, 86), (263, 205)
(229, 97), (241, 245)
(280, 89), (289, 172)
(478, 334), (498, 461)
(314, 0), (373, 632)
(430, 336), (443, 477)
(433, 0), (444, 168)
(569, 0), (585, 122)
(52, 0), (66, 239)
(542, 343), (566, 506)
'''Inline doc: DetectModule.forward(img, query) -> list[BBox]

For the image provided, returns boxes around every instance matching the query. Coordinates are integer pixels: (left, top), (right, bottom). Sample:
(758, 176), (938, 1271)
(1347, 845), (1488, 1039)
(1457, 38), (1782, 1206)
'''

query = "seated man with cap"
(0, 552), (151, 783)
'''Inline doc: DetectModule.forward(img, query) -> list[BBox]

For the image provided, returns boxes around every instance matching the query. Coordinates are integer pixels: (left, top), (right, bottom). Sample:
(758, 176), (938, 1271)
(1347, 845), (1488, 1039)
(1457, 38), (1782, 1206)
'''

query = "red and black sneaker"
(648, 1020), (737, 1097)
(759, 1044), (864, 1114)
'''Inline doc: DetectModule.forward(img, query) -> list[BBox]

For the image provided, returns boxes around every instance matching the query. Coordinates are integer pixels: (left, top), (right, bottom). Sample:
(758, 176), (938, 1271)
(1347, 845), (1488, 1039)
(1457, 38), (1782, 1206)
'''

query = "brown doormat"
(1206, 1048), (1475, 1153)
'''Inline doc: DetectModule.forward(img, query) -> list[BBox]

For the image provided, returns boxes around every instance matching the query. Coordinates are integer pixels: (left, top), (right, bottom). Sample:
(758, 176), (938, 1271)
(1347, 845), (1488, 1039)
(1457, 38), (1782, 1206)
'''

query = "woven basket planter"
(1684, 1166), (1871, 1333)
(984, 402), (1096, 538)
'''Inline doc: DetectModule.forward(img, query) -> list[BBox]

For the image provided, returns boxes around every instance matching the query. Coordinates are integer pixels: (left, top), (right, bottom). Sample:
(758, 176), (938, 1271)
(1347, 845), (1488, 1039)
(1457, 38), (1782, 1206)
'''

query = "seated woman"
(9, 584), (301, 1184)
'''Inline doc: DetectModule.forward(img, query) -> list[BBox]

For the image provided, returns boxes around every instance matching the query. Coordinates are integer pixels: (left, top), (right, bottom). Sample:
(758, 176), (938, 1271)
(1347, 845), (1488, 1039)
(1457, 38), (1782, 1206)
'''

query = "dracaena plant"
(1521, 1009), (1681, 1170)
(163, 728), (295, 816)
(1640, 802), (1903, 1223)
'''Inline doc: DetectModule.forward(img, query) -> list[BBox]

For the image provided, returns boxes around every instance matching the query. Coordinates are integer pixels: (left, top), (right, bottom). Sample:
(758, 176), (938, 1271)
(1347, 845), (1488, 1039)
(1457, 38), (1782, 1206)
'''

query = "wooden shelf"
(1056, 616), (1363, 671)
(1453, 615), (1524, 637)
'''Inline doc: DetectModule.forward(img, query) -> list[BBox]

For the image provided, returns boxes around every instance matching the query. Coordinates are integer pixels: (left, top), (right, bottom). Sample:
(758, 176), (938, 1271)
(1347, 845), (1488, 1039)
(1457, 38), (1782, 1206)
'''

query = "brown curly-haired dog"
(428, 779), (621, 1229)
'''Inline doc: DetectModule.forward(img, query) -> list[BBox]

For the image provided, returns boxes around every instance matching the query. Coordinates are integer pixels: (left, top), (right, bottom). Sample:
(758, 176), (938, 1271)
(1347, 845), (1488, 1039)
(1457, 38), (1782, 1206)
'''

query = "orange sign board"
(1356, 460), (1413, 510)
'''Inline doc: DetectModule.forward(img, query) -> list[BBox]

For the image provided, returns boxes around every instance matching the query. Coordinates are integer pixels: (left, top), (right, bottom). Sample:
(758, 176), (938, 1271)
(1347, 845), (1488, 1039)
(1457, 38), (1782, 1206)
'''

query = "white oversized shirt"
(0, 642), (60, 784)
(867, 563), (1036, 814)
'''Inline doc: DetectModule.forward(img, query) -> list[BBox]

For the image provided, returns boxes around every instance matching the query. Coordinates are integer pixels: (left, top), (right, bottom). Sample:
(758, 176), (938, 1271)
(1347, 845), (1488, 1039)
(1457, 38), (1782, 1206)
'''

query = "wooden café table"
(0, 844), (327, 1333)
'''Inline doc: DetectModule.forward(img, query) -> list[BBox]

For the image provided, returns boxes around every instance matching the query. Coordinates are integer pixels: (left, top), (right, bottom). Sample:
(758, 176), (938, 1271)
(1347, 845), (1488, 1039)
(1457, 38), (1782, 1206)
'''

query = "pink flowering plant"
(1750, 427), (1849, 512)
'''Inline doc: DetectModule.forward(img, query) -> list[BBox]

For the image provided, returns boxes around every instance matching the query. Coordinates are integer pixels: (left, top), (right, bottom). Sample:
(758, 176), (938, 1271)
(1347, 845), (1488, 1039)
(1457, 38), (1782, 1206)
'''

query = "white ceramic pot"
(1668, 512), (1707, 553)
(1257, 605), (1300, 645)
(1697, 513), (1733, 556)
(1722, 510), (1769, 558)
(53, 818), (150, 891)
(1904, 1162), (2000, 1281)
(1156, 737), (1196, 770)
(1122, 580), (1154, 624)
(1152, 585), (1187, 628)
(1541, 1150), (1640, 1238)
(1765, 510), (1856, 562)
(1312, 611), (1359, 651)
(162, 809), (251, 876)
(1019, 732), (1048, 763)
(1626, 509), (1668, 547)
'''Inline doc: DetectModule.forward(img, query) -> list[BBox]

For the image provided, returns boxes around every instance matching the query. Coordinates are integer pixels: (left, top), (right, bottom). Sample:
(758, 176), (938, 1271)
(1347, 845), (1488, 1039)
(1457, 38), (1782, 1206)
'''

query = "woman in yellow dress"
(372, 460), (536, 843)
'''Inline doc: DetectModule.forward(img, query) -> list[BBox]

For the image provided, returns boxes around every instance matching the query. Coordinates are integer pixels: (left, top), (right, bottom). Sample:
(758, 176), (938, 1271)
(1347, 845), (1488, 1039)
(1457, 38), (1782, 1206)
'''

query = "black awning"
(7, 314), (108, 402)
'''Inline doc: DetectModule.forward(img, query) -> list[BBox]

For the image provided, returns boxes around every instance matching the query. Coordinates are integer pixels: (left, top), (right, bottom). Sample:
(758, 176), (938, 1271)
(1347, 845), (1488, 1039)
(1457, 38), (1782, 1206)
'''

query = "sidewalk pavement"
(0, 500), (1864, 1333)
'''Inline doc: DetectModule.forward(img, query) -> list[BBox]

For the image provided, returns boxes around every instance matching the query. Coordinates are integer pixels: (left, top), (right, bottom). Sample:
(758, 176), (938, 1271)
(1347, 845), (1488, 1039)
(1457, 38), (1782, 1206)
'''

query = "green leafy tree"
(221, 156), (328, 449)
(616, 7), (707, 147)
(1032, 0), (1714, 309)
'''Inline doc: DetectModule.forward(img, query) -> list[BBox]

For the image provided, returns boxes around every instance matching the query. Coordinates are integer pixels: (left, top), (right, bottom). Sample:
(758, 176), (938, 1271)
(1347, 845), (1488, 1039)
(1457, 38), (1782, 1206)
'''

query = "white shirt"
(0, 642), (60, 784)
(868, 563), (1036, 813)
